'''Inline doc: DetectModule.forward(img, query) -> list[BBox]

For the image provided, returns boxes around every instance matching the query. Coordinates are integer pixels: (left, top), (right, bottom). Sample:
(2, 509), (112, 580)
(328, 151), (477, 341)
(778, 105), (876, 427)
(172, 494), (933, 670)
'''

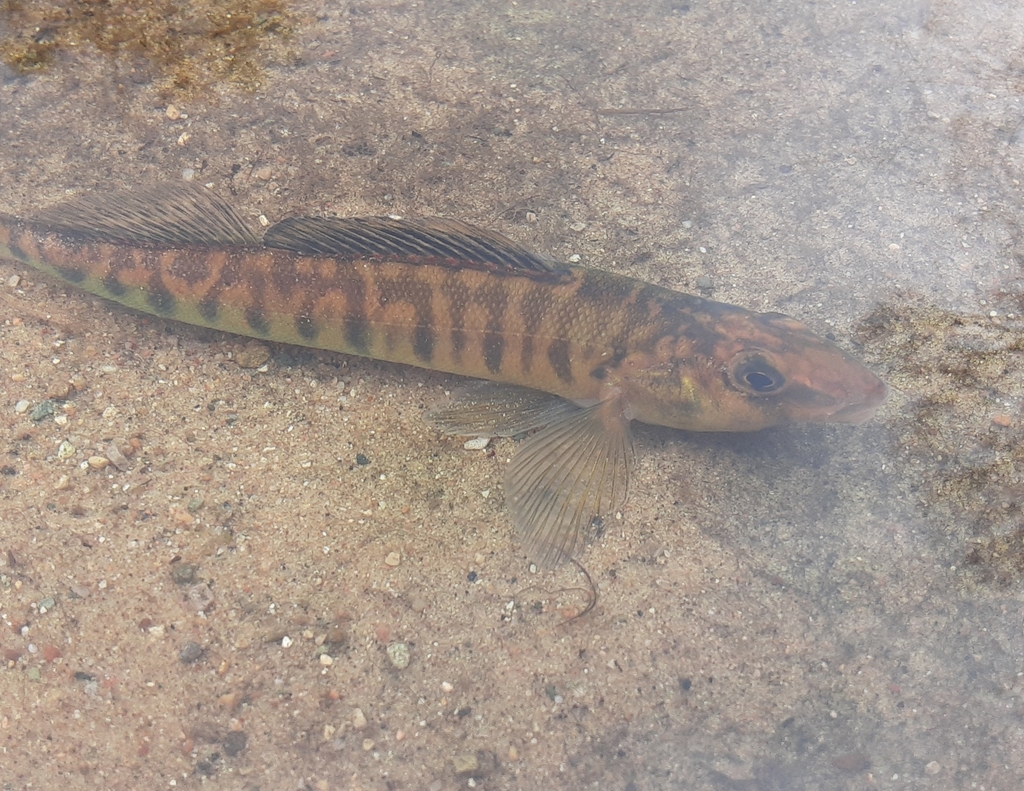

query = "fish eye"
(730, 354), (787, 395)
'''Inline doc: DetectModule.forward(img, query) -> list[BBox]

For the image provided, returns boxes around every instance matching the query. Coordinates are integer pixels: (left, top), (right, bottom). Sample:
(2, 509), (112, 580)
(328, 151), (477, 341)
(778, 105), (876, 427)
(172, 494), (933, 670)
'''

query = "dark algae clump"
(0, 0), (297, 95)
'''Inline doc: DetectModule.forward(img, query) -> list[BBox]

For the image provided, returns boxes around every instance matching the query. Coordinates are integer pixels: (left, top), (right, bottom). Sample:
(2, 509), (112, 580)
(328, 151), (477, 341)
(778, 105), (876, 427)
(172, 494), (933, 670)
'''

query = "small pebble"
(38, 597), (56, 613)
(29, 400), (55, 422)
(452, 753), (480, 776)
(222, 730), (247, 757)
(441, 681), (454, 693)
(281, 635), (293, 648)
(386, 642), (410, 670)
(235, 343), (271, 369)
(992, 414), (1012, 427)
(14, 399), (30, 414)
(352, 708), (367, 729)
(171, 563), (198, 585)
(569, 221), (586, 232)
(385, 551), (401, 567)
(463, 436), (490, 450)
(362, 738), (375, 751)
(57, 441), (76, 461)
(87, 456), (110, 470)
(47, 381), (72, 400)
(324, 626), (348, 648)
(105, 443), (130, 471)
(924, 761), (941, 776)
(7, 274), (21, 288)
(179, 641), (204, 664)
(165, 104), (181, 120)
(186, 582), (215, 612)
(319, 653), (334, 666)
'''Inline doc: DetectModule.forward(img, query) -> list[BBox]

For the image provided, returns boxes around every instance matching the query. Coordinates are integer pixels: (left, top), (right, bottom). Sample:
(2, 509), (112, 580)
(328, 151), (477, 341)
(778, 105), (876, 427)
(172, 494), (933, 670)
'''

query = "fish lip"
(828, 381), (888, 424)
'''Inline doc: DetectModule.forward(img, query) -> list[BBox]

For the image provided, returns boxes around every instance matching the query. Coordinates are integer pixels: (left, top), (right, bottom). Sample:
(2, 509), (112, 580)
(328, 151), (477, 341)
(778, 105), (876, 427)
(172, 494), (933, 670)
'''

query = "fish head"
(616, 305), (887, 432)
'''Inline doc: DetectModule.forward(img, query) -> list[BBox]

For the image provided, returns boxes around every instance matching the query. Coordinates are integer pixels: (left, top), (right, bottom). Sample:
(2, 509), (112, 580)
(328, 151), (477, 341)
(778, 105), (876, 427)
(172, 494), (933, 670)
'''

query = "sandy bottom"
(1, 1), (1023, 789)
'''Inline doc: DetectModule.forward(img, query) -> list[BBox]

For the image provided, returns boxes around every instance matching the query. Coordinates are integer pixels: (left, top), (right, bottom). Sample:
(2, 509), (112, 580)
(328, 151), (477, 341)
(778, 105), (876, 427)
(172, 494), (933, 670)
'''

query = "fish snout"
(828, 375), (888, 424)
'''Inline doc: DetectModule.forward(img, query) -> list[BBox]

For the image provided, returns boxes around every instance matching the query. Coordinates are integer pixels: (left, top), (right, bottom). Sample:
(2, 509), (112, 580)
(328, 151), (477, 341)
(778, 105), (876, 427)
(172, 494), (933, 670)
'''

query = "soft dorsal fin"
(263, 215), (567, 278)
(30, 183), (260, 247)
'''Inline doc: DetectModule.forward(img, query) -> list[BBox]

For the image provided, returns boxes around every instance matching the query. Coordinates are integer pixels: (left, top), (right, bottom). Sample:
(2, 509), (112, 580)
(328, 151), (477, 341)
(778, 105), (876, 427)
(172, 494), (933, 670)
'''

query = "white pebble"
(463, 437), (490, 451)
(14, 400), (30, 414)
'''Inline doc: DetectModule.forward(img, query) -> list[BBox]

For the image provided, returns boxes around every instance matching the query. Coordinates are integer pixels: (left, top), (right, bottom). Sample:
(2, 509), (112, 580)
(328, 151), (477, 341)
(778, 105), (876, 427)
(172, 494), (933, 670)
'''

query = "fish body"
(0, 184), (886, 565)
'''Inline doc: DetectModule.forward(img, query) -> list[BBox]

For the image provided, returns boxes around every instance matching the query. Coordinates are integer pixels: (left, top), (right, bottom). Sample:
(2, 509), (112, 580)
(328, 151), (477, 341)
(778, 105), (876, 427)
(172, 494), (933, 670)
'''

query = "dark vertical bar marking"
(342, 270), (371, 354)
(477, 281), (509, 375)
(199, 296), (219, 322)
(146, 271), (175, 313)
(547, 338), (573, 383)
(441, 273), (470, 362)
(103, 272), (127, 296)
(245, 306), (270, 335)
(519, 283), (553, 375)
(296, 314), (317, 341)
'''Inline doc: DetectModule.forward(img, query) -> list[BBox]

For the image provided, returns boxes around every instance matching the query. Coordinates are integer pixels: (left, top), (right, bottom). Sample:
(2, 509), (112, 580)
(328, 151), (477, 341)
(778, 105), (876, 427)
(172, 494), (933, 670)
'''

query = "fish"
(0, 183), (887, 566)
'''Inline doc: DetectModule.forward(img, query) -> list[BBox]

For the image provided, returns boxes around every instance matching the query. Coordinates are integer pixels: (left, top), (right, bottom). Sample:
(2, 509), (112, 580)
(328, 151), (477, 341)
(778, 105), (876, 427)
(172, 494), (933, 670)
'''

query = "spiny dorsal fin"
(263, 216), (568, 279)
(30, 183), (260, 247)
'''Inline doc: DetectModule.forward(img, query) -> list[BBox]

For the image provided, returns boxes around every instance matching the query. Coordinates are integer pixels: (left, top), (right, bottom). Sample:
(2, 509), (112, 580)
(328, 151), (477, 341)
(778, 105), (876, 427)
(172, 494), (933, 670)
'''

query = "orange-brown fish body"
(0, 184), (886, 566)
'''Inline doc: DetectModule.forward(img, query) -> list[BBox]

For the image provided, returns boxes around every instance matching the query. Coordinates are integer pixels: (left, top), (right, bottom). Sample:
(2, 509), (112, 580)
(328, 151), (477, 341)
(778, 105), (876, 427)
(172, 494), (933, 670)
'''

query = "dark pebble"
(171, 563), (198, 585)
(29, 400), (56, 422)
(179, 641), (204, 664)
(355, 453), (370, 466)
(222, 730), (248, 756)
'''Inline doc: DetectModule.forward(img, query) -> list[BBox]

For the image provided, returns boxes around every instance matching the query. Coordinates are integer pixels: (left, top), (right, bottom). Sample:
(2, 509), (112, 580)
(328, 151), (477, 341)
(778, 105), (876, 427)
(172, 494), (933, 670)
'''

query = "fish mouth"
(828, 379), (889, 424)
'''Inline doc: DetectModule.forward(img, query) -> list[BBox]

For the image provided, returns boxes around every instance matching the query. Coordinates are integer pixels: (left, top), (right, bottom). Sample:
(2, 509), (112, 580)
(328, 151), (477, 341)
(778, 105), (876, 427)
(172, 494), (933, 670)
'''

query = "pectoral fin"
(506, 396), (634, 568)
(426, 382), (580, 437)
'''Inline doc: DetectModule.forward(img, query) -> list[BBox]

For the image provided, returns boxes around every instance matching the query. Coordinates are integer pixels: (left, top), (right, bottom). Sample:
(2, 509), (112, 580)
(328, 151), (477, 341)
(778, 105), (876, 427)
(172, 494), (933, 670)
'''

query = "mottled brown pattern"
(167, 248), (216, 288)
(0, 198), (886, 440)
